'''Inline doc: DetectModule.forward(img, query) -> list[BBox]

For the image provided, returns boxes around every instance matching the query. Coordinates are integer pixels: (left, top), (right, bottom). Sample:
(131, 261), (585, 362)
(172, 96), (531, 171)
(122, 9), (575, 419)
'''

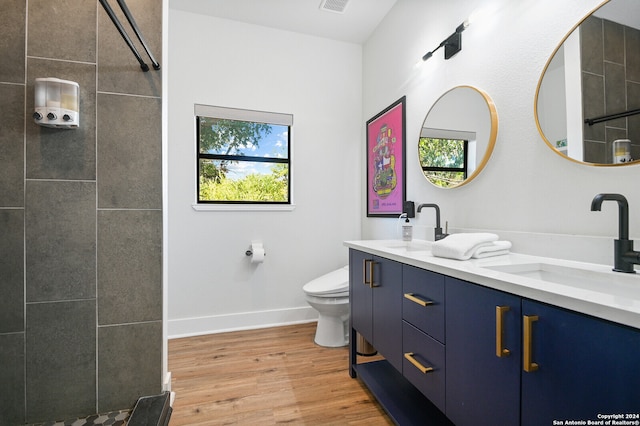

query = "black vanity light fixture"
(422, 19), (470, 61)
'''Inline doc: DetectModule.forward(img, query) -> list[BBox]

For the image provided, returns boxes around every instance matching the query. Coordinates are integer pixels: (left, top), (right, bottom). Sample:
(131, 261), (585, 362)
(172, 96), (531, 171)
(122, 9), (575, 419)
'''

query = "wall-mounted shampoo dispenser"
(33, 78), (79, 129)
(613, 139), (632, 164)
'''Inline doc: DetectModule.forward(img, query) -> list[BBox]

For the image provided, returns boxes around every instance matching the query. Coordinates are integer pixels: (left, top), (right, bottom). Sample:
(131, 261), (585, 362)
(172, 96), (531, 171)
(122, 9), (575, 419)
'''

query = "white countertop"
(344, 239), (640, 330)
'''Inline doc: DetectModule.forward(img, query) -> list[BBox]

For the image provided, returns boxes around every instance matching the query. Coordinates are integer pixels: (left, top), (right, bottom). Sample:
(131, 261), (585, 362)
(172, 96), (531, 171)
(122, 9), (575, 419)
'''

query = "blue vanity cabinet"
(348, 244), (640, 425)
(402, 265), (447, 412)
(445, 278), (521, 426)
(349, 249), (403, 371)
(521, 299), (640, 426)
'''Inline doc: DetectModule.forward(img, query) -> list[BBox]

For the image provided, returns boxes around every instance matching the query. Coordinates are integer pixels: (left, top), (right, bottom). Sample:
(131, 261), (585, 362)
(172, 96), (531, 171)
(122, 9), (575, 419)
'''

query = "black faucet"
(416, 203), (448, 241)
(591, 193), (640, 273)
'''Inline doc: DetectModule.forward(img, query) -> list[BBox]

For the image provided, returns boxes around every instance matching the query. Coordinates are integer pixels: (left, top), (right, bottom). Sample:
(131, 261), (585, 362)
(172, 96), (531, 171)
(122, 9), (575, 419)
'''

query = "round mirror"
(419, 86), (498, 188)
(535, 0), (640, 166)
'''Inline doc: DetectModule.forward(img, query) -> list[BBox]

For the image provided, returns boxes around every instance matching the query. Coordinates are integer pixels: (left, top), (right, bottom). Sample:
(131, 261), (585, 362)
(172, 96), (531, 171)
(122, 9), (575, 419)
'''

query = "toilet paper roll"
(250, 244), (265, 263)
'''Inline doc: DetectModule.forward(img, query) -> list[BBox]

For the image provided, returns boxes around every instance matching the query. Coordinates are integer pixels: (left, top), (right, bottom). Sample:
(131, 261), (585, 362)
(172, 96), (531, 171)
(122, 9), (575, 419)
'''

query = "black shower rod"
(99, 0), (160, 72)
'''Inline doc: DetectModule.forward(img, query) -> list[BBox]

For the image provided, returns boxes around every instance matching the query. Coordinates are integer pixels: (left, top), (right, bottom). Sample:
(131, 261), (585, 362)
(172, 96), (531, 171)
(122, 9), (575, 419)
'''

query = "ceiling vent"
(319, 0), (349, 14)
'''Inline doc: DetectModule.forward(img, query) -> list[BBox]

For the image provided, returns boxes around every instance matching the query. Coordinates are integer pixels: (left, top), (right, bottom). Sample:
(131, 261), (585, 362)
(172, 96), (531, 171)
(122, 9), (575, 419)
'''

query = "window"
(419, 137), (469, 188)
(195, 105), (292, 204)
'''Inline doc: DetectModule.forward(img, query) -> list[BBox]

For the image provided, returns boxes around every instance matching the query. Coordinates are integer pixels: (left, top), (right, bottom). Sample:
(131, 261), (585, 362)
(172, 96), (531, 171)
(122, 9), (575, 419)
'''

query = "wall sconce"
(33, 77), (79, 129)
(422, 20), (469, 61)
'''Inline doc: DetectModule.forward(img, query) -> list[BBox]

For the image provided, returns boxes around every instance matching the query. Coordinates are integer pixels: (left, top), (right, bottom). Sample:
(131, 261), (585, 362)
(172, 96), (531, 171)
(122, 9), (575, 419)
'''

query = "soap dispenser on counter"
(33, 77), (79, 129)
(402, 216), (413, 241)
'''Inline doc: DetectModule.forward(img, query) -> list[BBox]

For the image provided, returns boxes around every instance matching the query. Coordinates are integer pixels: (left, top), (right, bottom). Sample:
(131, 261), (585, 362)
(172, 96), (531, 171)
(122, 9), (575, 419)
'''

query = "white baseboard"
(168, 306), (318, 339)
(163, 372), (171, 392)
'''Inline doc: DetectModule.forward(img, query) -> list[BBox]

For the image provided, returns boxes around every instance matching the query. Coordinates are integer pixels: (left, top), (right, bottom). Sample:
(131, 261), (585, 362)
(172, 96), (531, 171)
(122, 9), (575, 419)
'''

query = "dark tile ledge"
(127, 392), (172, 426)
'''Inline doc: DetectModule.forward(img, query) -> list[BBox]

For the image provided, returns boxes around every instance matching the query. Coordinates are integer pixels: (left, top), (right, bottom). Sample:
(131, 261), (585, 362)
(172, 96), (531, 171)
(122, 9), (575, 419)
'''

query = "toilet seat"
(303, 266), (349, 297)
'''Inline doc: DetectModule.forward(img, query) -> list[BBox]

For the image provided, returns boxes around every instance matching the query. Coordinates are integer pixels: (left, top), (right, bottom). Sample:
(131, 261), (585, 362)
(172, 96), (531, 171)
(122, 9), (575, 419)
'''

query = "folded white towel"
(431, 233), (499, 260)
(472, 241), (512, 259)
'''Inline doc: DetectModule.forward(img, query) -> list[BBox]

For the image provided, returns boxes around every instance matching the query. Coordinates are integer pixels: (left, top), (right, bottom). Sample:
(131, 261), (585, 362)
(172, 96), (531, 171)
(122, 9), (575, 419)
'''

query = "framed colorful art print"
(366, 96), (406, 217)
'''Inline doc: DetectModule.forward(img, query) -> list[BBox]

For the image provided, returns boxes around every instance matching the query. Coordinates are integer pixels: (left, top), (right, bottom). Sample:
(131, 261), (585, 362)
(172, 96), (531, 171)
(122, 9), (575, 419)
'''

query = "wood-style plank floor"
(168, 322), (392, 425)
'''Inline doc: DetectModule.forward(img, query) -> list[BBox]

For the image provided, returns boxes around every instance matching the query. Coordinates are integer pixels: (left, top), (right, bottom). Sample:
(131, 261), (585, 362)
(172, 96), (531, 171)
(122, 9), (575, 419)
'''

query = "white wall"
(362, 0), (640, 266)
(167, 10), (362, 337)
(168, 0), (640, 337)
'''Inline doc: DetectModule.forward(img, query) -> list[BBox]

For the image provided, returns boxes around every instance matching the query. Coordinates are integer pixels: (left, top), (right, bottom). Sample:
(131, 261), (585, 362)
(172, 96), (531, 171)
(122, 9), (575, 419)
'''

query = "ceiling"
(168, 0), (398, 44)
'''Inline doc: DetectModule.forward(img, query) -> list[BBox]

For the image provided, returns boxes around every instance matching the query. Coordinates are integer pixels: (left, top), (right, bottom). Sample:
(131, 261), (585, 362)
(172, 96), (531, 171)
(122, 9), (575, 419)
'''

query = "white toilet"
(303, 266), (350, 347)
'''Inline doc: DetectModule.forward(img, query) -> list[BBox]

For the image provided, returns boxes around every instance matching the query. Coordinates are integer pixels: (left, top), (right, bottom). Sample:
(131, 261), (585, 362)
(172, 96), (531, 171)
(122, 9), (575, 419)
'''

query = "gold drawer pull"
(404, 293), (433, 307)
(523, 315), (539, 372)
(404, 352), (434, 374)
(495, 306), (511, 357)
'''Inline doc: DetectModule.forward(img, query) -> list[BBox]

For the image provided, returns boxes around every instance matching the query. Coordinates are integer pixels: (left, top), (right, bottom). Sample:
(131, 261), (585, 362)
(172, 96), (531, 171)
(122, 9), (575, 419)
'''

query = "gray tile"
(0, 0), (26, 84)
(0, 333), (25, 425)
(0, 209), (24, 334)
(583, 140), (607, 164)
(98, 322), (162, 413)
(626, 26), (640, 83)
(580, 16), (603, 76)
(627, 81), (640, 112)
(604, 62), (626, 128)
(26, 58), (97, 180)
(630, 142), (640, 162)
(0, 83), (25, 207)
(603, 19), (624, 65)
(97, 94), (162, 209)
(98, 210), (162, 325)
(25, 180), (96, 302)
(26, 300), (96, 423)
(582, 72), (605, 142)
(629, 113), (640, 151)
(27, 0), (96, 63)
(98, 0), (162, 97)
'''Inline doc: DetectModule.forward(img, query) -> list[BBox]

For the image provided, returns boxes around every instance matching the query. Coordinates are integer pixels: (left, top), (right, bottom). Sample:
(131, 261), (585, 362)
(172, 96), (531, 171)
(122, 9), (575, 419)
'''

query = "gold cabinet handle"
(363, 259), (374, 288)
(404, 352), (434, 374)
(523, 315), (539, 372)
(404, 293), (433, 307)
(496, 306), (511, 357)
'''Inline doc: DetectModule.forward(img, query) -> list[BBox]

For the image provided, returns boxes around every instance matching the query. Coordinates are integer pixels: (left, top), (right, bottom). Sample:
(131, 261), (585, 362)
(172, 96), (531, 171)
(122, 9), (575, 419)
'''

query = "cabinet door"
(446, 278), (521, 426)
(521, 299), (640, 426)
(350, 249), (373, 345)
(371, 256), (403, 371)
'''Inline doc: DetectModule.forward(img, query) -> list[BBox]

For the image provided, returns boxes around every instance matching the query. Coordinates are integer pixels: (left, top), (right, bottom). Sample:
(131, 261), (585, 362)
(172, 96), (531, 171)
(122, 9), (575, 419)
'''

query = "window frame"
(194, 104), (293, 208)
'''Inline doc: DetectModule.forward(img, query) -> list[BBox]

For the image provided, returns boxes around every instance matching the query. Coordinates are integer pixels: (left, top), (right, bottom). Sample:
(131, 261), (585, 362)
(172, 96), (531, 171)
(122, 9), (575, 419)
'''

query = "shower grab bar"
(584, 108), (640, 126)
(115, 0), (161, 70)
(98, 0), (160, 72)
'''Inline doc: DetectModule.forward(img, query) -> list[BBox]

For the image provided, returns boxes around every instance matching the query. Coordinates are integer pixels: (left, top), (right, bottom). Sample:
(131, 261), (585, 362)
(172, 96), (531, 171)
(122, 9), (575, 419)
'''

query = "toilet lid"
(303, 265), (349, 296)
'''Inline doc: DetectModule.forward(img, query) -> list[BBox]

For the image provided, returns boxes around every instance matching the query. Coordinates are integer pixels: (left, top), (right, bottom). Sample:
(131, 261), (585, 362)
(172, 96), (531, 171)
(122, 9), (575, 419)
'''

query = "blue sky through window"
(226, 125), (289, 180)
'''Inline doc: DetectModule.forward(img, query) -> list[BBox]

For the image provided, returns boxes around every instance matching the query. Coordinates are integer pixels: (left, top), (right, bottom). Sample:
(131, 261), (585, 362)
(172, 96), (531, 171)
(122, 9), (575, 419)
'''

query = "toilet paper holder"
(245, 243), (266, 257)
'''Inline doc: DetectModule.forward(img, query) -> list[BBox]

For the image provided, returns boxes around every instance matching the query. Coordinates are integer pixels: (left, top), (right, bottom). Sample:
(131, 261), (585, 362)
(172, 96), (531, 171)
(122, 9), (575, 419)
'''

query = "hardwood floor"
(168, 322), (392, 425)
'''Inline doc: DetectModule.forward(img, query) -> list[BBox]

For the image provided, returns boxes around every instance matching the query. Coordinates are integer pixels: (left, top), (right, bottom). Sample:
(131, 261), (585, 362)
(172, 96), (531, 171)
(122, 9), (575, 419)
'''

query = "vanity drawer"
(403, 321), (446, 413)
(402, 265), (445, 343)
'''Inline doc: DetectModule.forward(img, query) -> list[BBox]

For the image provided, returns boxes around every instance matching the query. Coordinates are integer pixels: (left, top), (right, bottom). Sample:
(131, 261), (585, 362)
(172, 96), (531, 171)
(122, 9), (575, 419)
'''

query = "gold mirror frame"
(419, 85), (498, 188)
(534, 0), (640, 167)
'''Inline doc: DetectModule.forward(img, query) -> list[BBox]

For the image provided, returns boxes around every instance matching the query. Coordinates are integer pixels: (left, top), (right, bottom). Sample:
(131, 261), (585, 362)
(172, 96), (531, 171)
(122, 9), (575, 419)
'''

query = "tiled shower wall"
(581, 15), (640, 163)
(0, 0), (163, 424)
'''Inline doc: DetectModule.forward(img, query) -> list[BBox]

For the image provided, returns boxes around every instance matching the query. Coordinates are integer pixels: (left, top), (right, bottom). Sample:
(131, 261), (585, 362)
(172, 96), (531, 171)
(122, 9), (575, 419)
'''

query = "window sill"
(192, 203), (296, 212)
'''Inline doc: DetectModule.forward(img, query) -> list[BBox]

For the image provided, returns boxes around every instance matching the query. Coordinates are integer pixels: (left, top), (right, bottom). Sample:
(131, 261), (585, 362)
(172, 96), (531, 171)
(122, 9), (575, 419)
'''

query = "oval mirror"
(535, 0), (640, 166)
(419, 86), (498, 188)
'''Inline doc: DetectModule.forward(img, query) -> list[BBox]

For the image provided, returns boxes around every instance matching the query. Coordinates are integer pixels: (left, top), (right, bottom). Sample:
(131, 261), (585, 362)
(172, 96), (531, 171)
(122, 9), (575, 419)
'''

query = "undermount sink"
(486, 262), (640, 294)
